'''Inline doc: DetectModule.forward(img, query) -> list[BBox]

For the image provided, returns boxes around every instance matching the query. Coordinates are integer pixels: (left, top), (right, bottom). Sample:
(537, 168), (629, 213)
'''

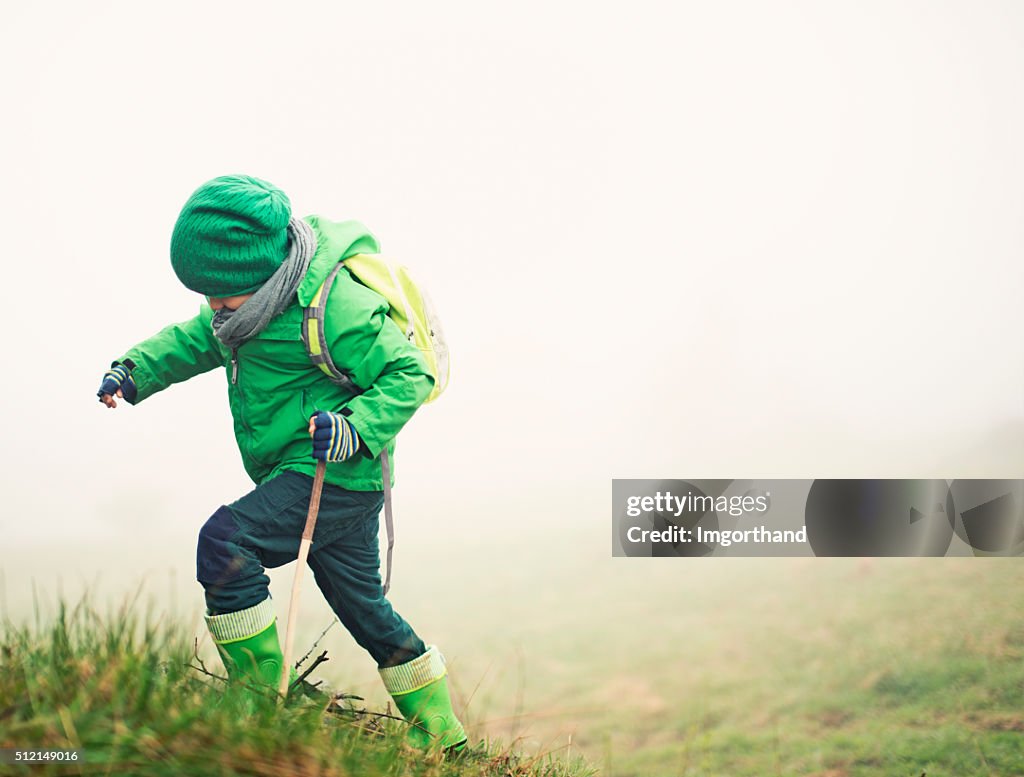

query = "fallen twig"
(295, 617), (338, 669)
(188, 638), (226, 684)
(289, 649), (329, 691)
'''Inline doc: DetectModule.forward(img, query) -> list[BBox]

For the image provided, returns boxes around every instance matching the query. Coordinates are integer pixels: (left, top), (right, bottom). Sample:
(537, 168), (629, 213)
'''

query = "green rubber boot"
(380, 645), (467, 752)
(205, 598), (288, 709)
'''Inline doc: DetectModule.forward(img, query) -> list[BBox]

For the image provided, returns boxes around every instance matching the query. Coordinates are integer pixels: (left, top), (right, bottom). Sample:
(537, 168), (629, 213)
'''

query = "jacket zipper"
(231, 348), (257, 461)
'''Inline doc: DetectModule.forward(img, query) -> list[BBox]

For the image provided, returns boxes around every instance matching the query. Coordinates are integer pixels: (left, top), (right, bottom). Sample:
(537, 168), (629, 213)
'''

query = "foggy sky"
(2, 1), (1023, 562)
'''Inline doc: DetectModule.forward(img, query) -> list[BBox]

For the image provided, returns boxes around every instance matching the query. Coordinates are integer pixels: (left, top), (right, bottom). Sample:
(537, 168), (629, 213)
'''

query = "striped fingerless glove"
(310, 411), (362, 462)
(96, 361), (138, 403)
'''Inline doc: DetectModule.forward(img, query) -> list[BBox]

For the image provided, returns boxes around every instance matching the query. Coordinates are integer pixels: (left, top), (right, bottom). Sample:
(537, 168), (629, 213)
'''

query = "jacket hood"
(297, 215), (381, 306)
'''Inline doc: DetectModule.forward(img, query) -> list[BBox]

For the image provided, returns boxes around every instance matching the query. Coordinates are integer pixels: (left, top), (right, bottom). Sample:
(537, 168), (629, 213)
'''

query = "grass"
(423, 543), (1024, 777)
(0, 596), (595, 777)
(4, 536), (1024, 776)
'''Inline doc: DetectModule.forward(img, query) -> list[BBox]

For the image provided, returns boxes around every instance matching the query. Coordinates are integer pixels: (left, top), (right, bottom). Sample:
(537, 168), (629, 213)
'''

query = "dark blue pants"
(196, 470), (425, 668)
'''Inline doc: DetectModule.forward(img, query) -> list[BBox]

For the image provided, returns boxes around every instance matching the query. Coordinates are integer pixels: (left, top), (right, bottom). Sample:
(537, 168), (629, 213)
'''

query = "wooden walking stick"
(278, 459), (327, 701)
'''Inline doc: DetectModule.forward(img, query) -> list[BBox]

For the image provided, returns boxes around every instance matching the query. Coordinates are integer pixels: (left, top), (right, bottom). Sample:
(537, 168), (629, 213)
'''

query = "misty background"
(1, 0), (1023, 761)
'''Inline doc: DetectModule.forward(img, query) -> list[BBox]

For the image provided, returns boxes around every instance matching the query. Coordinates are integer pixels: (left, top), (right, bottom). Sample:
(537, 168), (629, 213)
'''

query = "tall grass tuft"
(0, 596), (594, 777)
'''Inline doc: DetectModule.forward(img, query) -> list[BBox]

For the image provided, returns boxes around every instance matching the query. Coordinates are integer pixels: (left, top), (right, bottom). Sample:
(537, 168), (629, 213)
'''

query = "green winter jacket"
(121, 216), (434, 490)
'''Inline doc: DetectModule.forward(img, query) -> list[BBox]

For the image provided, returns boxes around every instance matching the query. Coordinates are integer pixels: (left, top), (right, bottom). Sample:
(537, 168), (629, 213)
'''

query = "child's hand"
(309, 411), (362, 462)
(97, 363), (137, 408)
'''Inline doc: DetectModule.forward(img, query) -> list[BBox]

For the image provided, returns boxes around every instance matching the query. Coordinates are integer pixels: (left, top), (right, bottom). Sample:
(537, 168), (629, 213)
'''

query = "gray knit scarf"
(211, 217), (317, 350)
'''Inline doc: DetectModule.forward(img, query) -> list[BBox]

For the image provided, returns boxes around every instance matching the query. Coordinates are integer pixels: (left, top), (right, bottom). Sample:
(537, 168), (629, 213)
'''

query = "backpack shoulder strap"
(302, 260), (397, 594)
(380, 449), (395, 595)
(301, 262), (362, 394)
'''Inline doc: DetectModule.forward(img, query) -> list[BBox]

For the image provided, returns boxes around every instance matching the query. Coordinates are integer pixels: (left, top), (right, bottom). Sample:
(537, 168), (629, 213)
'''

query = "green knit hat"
(170, 174), (292, 296)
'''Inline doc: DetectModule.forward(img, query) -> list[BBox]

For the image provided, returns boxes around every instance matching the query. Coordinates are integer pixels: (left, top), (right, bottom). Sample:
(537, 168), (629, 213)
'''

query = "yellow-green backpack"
(301, 254), (450, 403)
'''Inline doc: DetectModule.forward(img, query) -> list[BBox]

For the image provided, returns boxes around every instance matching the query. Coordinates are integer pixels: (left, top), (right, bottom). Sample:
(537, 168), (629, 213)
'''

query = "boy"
(96, 174), (466, 752)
